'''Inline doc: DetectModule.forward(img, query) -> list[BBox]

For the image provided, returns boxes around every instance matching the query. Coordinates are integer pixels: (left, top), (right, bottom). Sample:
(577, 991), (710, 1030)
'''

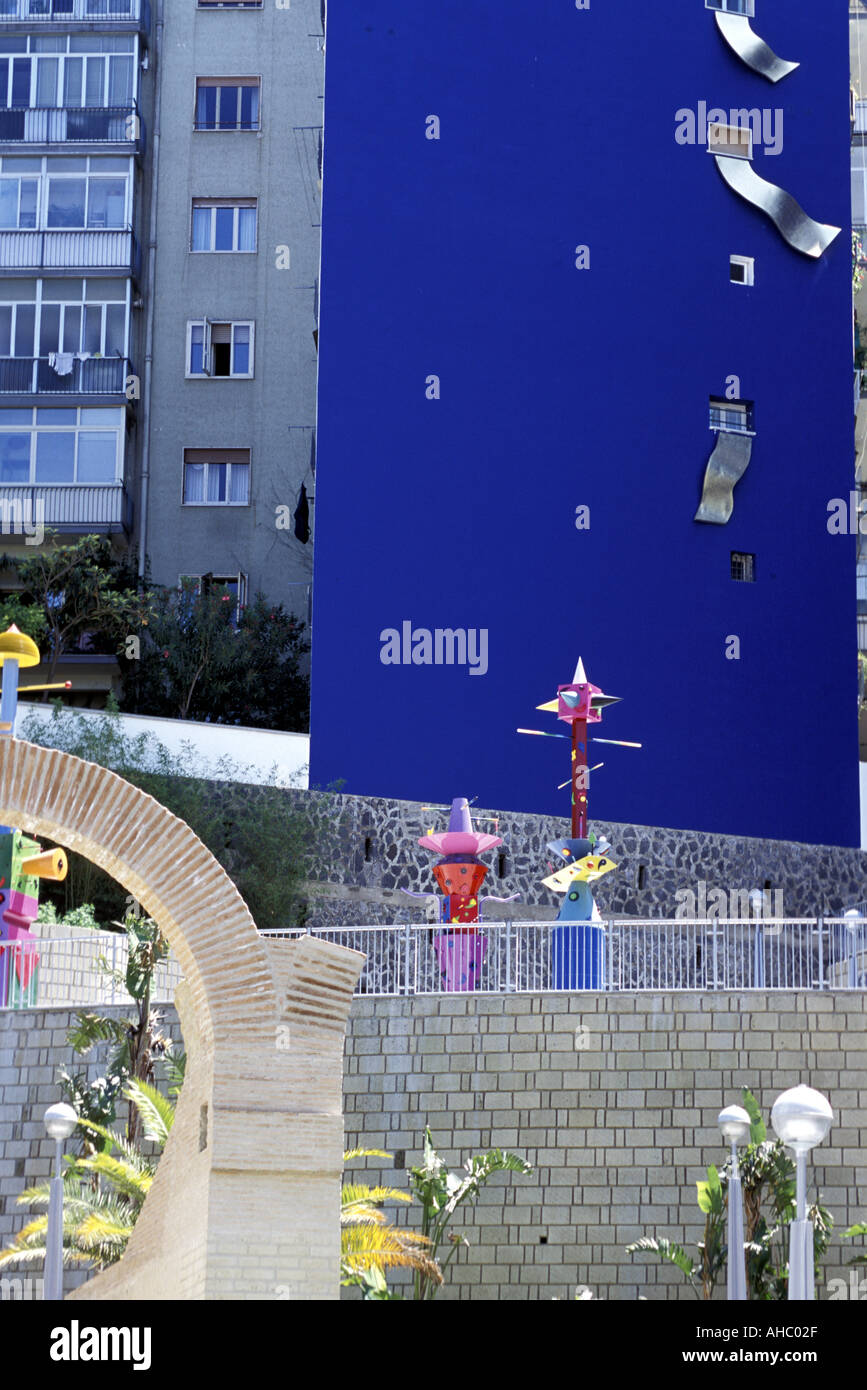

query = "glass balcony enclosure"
(0, 403), (124, 483)
(0, 2), (142, 22)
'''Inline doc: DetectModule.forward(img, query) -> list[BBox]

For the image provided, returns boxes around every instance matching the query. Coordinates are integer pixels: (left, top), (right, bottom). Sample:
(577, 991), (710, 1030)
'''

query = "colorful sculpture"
(0, 625), (71, 1005)
(520, 657), (640, 989)
(410, 797), (517, 991)
(0, 833), (67, 1006)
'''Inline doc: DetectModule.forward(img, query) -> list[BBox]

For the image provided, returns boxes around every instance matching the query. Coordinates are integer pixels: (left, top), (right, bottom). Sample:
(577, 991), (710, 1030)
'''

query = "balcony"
(0, 481), (131, 532)
(0, 107), (142, 153)
(0, 229), (140, 275)
(0, 0), (144, 23)
(0, 356), (134, 399)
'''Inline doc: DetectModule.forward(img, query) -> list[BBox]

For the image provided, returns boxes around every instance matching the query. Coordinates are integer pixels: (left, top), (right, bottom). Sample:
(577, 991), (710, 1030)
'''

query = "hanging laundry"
(293, 483), (310, 543)
(48, 352), (74, 376)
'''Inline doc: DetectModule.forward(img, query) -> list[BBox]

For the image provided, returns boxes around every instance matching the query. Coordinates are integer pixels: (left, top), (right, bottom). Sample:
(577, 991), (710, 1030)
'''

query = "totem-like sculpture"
(520, 657), (639, 989)
(0, 625), (71, 1004)
(414, 797), (515, 991)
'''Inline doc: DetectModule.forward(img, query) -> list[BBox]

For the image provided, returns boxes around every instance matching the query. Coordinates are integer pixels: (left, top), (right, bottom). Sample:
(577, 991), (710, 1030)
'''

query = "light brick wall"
(343, 992), (867, 1301)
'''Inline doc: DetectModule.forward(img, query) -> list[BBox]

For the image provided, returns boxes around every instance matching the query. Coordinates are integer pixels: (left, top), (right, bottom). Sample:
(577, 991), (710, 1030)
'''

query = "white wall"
(17, 703), (309, 790)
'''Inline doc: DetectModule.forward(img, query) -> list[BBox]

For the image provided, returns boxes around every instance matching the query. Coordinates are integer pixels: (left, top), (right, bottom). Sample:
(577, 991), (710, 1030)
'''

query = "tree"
(340, 1147), (441, 1299)
(21, 700), (312, 930)
(406, 1127), (533, 1300)
(0, 1077), (176, 1274)
(3, 535), (143, 683)
(121, 582), (310, 732)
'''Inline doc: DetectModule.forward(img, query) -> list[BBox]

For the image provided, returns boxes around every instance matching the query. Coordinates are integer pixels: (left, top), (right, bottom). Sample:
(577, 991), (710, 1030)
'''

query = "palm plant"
(340, 1147), (442, 1299)
(407, 1127), (533, 1300)
(0, 1077), (174, 1274)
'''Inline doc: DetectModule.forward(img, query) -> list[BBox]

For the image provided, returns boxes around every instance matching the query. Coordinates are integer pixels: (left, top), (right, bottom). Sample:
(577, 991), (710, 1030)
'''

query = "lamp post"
(718, 1104), (751, 1301)
(843, 908), (862, 988)
(43, 1102), (77, 1301)
(770, 1085), (833, 1301)
(749, 890), (766, 987)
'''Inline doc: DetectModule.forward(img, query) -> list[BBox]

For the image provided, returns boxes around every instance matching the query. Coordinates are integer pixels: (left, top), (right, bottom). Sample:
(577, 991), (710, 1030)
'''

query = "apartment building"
(143, 0), (321, 625)
(0, 0), (321, 702)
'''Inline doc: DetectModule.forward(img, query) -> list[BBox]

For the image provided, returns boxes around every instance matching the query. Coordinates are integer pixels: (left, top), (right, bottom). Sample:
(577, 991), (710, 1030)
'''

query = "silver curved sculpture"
(695, 431), (753, 525)
(714, 11), (799, 83)
(715, 155), (841, 258)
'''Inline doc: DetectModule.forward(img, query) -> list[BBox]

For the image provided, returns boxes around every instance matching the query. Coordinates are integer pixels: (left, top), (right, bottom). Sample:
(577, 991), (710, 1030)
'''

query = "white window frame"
(194, 77), (261, 132)
(705, 0), (755, 16)
(181, 453), (251, 506)
(0, 405), (124, 485)
(0, 36), (139, 111)
(186, 319), (254, 379)
(178, 570), (248, 623)
(190, 198), (257, 253)
(729, 255), (754, 286)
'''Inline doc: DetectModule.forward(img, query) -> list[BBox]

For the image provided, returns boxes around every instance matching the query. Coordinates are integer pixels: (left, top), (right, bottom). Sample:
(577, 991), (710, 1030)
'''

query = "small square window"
(710, 396), (755, 435)
(705, 0), (755, 16)
(730, 255), (754, 286)
(708, 122), (752, 160)
(731, 552), (756, 582)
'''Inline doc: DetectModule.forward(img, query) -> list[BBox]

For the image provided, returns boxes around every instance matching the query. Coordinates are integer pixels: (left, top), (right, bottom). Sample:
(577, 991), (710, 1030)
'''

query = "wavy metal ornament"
(714, 11), (799, 83)
(714, 155), (841, 258)
(695, 430), (753, 525)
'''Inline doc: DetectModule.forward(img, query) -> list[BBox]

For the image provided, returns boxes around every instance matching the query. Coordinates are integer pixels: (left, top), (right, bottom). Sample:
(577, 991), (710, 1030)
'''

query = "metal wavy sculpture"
(714, 155), (841, 259)
(695, 430), (753, 525)
(714, 11), (799, 84)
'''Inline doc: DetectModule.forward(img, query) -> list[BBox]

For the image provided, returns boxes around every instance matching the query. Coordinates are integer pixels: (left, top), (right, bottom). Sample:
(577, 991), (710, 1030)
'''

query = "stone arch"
(0, 738), (362, 1300)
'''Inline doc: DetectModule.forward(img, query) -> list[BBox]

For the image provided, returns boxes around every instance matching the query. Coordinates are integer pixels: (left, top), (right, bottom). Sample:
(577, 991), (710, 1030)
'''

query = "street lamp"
(43, 1102), (77, 1302)
(718, 1104), (751, 1301)
(770, 1085), (833, 1301)
(749, 891), (766, 987)
(843, 909), (862, 988)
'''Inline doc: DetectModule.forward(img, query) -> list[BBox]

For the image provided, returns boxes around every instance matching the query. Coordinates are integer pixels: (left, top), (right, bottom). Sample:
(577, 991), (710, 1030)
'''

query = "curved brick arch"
(0, 739), (363, 1300)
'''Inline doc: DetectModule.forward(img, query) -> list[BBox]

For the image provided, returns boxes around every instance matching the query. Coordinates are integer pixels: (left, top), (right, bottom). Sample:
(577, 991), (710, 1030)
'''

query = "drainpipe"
(137, 0), (163, 585)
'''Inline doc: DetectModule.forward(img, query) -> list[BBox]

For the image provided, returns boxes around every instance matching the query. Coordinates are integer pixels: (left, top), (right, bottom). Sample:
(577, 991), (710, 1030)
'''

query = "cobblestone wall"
(280, 791), (867, 928)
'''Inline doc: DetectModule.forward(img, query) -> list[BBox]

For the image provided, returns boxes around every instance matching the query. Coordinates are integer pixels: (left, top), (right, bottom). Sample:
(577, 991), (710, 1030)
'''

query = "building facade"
(0, 0), (322, 704)
(310, 0), (859, 846)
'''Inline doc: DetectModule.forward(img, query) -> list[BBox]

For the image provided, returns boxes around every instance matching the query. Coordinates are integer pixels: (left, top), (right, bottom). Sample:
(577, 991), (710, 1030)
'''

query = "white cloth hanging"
(48, 352), (74, 376)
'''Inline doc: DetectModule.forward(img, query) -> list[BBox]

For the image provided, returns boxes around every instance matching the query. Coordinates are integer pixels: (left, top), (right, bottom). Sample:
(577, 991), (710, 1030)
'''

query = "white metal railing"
(0, 930), (182, 1010)
(2, 919), (864, 1010)
(261, 919), (867, 995)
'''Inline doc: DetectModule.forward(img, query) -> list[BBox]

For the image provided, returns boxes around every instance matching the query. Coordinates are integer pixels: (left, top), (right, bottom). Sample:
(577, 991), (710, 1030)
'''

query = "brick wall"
(343, 992), (867, 1301)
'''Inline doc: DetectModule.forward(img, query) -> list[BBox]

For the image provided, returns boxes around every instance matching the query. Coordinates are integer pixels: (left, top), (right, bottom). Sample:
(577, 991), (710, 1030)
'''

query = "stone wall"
(3, 989), (866, 1301)
(342, 991), (867, 1301)
(275, 791), (867, 927)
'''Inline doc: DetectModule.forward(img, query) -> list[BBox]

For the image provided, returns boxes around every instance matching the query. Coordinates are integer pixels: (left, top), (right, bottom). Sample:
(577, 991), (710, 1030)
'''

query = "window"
(0, 156), (130, 230)
(0, 36), (136, 111)
(0, 405), (122, 483)
(731, 552), (756, 582)
(707, 121), (752, 160)
(182, 449), (250, 505)
(179, 571), (248, 624)
(0, 277), (128, 359)
(705, 0), (754, 15)
(187, 320), (253, 378)
(730, 255), (754, 286)
(195, 78), (259, 132)
(709, 396), (754, 434)
(197, 2), (263, 7)
(191, 199), (257, 252)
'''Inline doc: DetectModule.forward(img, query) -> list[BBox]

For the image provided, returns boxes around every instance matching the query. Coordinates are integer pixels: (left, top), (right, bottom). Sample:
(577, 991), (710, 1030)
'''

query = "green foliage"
(120, 582), (310, 733)
(340, 1148), (440, 1299)
(0, 1077), (175, 1273)
(2, 534), (142, 680)
(628, 1087), (833, 1301)
(406, 1127), (533, 1300)
(36, 901), (100, 931)
(20, 700), (311, 930)
(0, 591), (48, 644)
(842, 1221), (867, 1265)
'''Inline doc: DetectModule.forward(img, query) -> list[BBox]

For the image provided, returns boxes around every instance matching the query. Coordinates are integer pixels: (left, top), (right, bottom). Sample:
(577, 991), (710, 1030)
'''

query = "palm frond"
(343, 1148), (392, 1163)
(124, 1079), (174, 1147)
(340, 1224), (443, 1284)
(341, 1183), (412, 1207)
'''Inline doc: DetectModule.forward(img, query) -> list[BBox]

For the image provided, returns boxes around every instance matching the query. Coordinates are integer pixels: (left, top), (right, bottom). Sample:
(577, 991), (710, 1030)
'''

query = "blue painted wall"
(310, 0), (859, 846)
